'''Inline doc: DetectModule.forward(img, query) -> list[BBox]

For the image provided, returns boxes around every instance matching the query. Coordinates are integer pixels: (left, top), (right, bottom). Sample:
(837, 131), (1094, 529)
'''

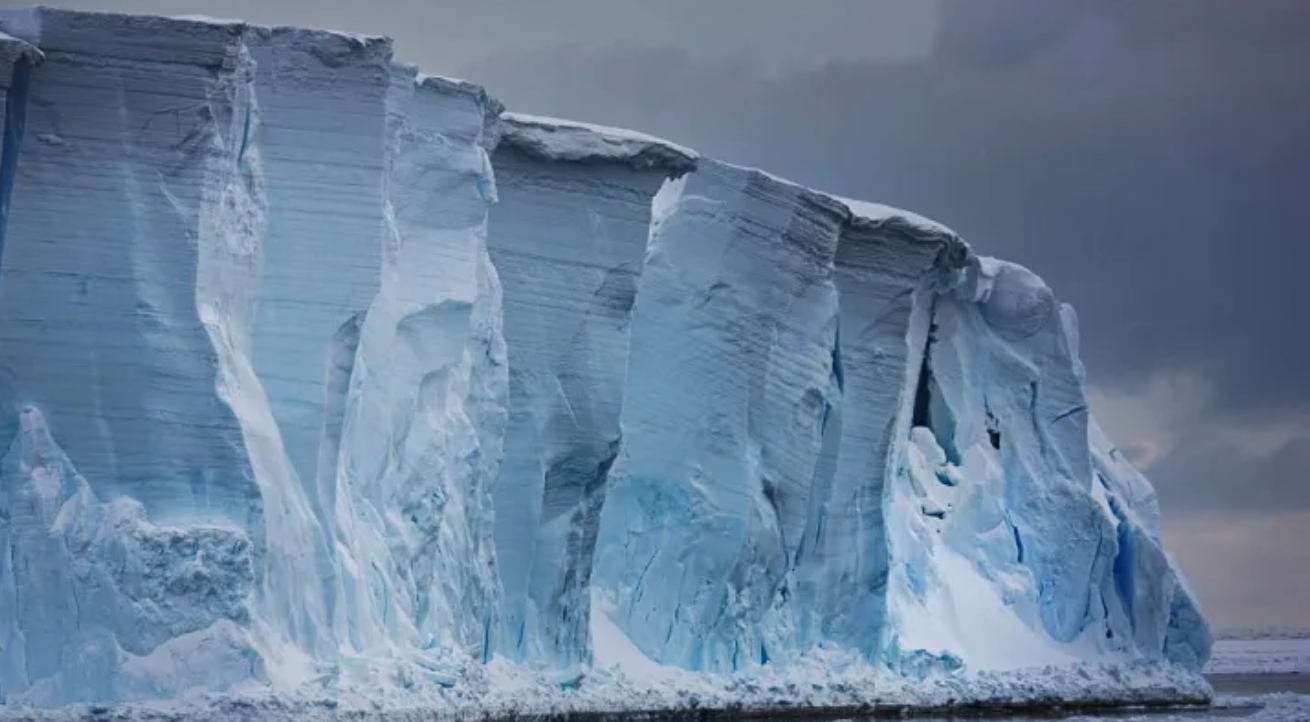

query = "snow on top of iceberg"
(1, 8), (247, 66)
(833, 194), (959, 241)
(15, 7), (393, 61)
(416, 72), (505, 115)
(243, 23), (391, 64)
(0, 29), (41, 65)
(173, 12), (390, 49)
(28, 6), (247, 34)
(656, 156), (959, 245)
(169, 14), (246, 25)
(499, 112), (698, 173)
(697, 158), (854, 221)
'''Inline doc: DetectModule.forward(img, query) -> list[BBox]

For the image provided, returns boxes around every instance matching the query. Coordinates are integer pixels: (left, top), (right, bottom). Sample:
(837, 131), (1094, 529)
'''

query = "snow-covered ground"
(1207, 638), (1310, 676)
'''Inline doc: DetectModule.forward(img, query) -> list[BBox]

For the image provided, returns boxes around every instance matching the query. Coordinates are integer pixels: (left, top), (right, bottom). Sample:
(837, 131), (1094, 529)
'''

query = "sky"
(9, 0), (1308, 632)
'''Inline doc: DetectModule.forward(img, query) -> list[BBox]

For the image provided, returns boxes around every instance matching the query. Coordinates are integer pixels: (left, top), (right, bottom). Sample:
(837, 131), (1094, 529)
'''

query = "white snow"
(499, 112), (697, 168)
(169, 14), (246, 25)
(589, 594), (686, 685)
(832, 194), (959, 238)
(890, 536), (1075, 672)
(0, 31), (40, 66)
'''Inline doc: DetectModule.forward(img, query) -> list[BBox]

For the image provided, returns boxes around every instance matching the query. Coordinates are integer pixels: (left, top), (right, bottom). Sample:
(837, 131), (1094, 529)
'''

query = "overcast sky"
(12, 0), (1308, 631)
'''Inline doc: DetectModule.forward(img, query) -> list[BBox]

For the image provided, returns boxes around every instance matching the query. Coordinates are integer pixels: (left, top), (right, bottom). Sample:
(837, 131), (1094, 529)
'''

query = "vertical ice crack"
(0, 50), (35, 269)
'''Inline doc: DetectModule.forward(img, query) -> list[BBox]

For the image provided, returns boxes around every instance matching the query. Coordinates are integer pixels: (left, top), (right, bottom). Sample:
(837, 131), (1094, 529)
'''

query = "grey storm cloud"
(8, 0), (1310, 629)
(1153, 434), (1310, 515)
(460, 0), (1310, 420)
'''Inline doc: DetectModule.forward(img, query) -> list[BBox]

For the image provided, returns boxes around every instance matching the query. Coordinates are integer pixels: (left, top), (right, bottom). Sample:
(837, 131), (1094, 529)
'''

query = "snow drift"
(0, 7), (1210, 714)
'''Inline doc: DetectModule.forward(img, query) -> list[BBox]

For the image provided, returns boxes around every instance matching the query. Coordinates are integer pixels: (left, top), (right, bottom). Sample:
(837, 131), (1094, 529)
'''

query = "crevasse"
(0, 8), (1211, 712)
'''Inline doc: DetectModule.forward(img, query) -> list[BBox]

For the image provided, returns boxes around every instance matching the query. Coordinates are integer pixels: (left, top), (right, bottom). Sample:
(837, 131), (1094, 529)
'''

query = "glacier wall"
(0, 31), (39, 257)
(0, 7), (1210, 712)
(593, 161), (850, 673)
(0, 9), (270, 704)
(487, 114), (695, 668)
(243, 25), (389, 564)
(327, 66), (507, 668)
(0, 8), (263, 537)
(791, 201), (966, 663)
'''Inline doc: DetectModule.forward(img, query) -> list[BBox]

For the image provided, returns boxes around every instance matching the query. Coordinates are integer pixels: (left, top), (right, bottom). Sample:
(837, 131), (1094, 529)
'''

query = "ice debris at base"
(0, 6), (1211, 713)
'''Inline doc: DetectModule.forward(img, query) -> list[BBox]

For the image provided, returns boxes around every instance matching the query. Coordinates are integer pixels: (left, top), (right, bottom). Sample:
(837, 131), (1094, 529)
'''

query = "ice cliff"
(0, 8), (1210, 714)
(488, 112), (695, 670)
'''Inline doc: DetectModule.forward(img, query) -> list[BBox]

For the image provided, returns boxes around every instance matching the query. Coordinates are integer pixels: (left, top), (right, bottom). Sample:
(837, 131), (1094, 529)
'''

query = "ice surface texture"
(487, 112), (694, 669)
(593, 163), (853, 673)
(0, 7), (1210, 712)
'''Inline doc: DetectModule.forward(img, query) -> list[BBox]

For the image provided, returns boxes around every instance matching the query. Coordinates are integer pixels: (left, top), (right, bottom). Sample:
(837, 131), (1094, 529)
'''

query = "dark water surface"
(709, 708), (1249, 722)
(873, 673), (1306, 720)
(1205, 670), (1310, 702)
(1207, 672), (1310, 697)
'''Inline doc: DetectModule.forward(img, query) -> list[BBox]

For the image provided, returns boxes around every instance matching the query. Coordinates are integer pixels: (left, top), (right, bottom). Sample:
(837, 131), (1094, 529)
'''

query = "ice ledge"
(243, 23), (391, 65)
(834, 195), (960, 242)
(416, 73), (504, 115)
(1, 7), (247, 62)
(492, 117), (964, 257)
(0, 7), (391, 66)
(0, 31), (41, 67)
(414, 72), (504, 148)
(673, 159), (964, 251)
(498, 112), (698, 173)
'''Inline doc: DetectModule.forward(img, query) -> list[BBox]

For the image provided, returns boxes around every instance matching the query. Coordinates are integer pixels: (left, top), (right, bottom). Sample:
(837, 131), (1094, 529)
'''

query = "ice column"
(235, 28), (393, 658)
(243, 26), (391, 521)
(326, 68), (507, 664)
(792, 205), (965, 660)
(0, 31), (39, 257)
(892, 254), (1212, 670)
(0, 8), (262, 538)
(488, 115), (695, 667)
(592, 160), (847, 673)
(0, 9), (267, 705)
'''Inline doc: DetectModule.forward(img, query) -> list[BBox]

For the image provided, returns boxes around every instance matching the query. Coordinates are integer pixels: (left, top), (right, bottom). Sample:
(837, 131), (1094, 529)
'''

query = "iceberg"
(0, 7), (1211, 716)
